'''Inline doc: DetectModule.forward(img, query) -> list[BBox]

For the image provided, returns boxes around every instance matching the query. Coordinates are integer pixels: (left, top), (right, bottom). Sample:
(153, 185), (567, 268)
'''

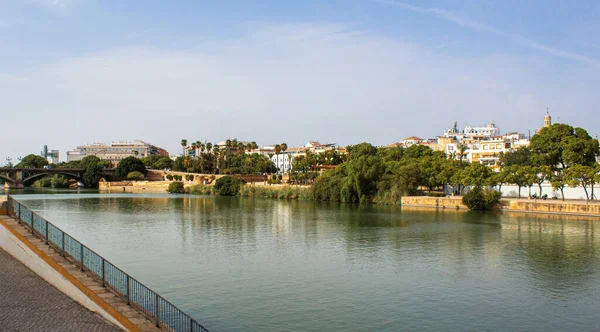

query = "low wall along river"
(401, 196), (600, 216)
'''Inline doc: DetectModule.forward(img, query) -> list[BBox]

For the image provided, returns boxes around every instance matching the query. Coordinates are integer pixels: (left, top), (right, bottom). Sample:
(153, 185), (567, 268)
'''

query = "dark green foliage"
(126, 171), (145, 180)
(173, 157), (186, 172)
(33, 177), (52, 188)
(167, 181), (185, 194)
(166, 174), (174, 181)
(80, 155), (104, 188)
(426, 192), (446, 197)
(530, 123), (599, 169)
(312, 171), (343, 202)
(115, 157), (147, 178)
(142, 155), (173, 170)
(185, 174), (194, 181)
(347, 142), (378, 159)
(51, 174), (70, 188)
(462, 187), (501, 210)
(500, 147), (532, 167)
(214, 176), (244, 196)
(17, 154), (48, 168)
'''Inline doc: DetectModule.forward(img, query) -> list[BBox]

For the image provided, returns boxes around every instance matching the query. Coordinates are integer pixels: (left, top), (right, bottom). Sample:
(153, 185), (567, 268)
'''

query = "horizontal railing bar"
(7, 195), (210, 332)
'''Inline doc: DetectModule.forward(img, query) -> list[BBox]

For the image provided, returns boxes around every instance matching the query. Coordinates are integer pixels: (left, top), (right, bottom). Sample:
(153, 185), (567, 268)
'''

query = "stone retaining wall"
(401, 196), (467, 209)
(401, 196), (600, 217)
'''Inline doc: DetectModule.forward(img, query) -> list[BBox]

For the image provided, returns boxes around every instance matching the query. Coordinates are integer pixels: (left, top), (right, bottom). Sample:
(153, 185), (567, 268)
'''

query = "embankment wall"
(401, 196), (600, 217)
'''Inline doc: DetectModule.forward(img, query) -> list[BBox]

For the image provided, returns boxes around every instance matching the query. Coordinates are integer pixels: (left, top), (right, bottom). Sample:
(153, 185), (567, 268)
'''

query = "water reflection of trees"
(500, 215), (599, 291)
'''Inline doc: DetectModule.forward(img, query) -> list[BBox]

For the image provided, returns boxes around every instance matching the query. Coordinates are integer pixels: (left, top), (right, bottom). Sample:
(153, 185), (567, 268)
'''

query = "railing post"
(80, 243), (85, 271)
(101, 258), (105, 287)
(45, 220), (49, 245)
(126, 275), (130, 305)
(61, 232), (65, 256)
(190, 318), (194, 332)
(155, 293), (160, 327)
(31, 212), (34, 234)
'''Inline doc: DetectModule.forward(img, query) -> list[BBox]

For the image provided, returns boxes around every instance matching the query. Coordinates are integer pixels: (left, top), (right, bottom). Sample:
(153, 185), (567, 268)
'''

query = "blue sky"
(1, 0), (599, 162)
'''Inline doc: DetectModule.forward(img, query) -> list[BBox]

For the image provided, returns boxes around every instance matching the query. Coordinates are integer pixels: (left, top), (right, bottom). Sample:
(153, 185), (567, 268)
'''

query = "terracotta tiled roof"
(403, 136), (423, 141)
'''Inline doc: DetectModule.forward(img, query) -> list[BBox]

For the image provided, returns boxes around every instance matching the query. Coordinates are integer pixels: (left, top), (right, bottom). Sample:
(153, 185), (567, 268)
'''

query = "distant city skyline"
(1, 0), (599, 163)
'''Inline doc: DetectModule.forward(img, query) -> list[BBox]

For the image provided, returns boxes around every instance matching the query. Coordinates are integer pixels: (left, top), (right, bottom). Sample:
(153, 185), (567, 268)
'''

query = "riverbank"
(401, 196), (600, 217)
(98, 178), (600, 217)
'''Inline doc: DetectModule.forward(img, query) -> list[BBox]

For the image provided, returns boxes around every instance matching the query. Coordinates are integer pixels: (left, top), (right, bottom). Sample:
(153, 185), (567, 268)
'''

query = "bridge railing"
(6, 195), (210, 332)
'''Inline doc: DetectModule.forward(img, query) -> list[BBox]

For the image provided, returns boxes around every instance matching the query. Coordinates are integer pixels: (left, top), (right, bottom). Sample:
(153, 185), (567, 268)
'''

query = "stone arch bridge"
(0, 168), (115, 189)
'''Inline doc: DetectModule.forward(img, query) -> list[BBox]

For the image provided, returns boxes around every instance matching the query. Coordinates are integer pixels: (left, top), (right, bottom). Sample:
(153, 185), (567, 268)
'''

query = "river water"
(12, 193), (600, 331)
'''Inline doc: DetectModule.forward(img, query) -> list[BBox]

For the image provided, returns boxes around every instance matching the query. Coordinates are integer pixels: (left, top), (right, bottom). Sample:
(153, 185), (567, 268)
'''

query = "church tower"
(544, 108), (551, 128)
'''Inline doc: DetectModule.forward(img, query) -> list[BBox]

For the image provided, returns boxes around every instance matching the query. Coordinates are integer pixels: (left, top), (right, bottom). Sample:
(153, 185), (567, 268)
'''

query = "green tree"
(549, 172), (567, 201)
(17, 154), (48, 168)
(500, 147), (532, 167)
(214, 176), (244, 196)
(530, 123), (599, 169)
(115, 156), (147, 178)
(153, 156), (173, 170)
(80, 155), (105, 187)
(173, 156), (185, 171)
(564, 164), (597, 201)
(531, 166), (551, 197)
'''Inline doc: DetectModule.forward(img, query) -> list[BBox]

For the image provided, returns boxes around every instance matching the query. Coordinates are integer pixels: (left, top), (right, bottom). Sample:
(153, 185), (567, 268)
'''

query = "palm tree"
(274, 144), (281, 174)
(280, 143), (288, 173)
(458, 144), (470, 166)
(181, 139), (188, 156)
(268, 153), (274, 174)
(213, 146), (221, 171)
(237, 142), (245, 155)
(195, 141), (201, 158)
(190, 143), (197, 158)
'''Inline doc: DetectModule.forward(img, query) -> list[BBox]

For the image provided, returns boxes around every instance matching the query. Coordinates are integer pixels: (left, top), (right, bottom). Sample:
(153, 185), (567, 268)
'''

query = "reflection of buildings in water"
(271, 201), (293, 239)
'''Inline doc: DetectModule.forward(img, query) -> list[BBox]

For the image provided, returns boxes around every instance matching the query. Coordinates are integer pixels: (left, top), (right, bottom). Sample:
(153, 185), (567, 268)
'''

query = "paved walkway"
(0, 247), (122, 332)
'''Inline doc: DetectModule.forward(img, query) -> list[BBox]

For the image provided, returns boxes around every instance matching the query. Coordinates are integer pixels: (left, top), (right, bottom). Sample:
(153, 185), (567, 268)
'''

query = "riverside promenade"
(0, 214), (162, 332)
(0, 247), (121, 331)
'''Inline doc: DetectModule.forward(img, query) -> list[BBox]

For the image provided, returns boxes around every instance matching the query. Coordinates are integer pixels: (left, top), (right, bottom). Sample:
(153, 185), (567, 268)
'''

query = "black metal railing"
(6, 195), (210, 332)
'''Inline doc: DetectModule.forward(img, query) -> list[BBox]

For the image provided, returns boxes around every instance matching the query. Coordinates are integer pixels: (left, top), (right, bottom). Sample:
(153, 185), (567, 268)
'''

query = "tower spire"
(543, 108), (552, 128)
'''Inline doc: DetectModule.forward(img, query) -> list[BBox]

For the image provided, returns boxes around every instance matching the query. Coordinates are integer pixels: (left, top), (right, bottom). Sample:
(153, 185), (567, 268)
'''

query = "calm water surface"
(14, 193), (600, 331)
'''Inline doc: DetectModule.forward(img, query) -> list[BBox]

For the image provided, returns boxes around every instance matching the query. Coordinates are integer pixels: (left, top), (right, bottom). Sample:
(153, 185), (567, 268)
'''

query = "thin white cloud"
(583, 43), (600, 50)
(374, 0), (600, 67)
(0, 22), (597, 162)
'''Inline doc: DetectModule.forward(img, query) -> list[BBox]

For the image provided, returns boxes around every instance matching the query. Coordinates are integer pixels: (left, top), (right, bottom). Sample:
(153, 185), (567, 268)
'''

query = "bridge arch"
(23, 172), (82, 184)
(0, 173), (14, 184)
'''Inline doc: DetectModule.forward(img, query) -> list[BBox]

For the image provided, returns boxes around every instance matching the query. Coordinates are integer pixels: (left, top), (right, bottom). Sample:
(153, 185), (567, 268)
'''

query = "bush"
(166, 174), (174, 181)
(174, 175), (183, 181)
(186, 184), (214, 195)
(239, 185), (312, 200)
(462, 187), (501, 210)
(185, 174), (194, 181)
(167, 181), (185, 194)
(214, 176), (244, 196)
(127, 171), (145, 180)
